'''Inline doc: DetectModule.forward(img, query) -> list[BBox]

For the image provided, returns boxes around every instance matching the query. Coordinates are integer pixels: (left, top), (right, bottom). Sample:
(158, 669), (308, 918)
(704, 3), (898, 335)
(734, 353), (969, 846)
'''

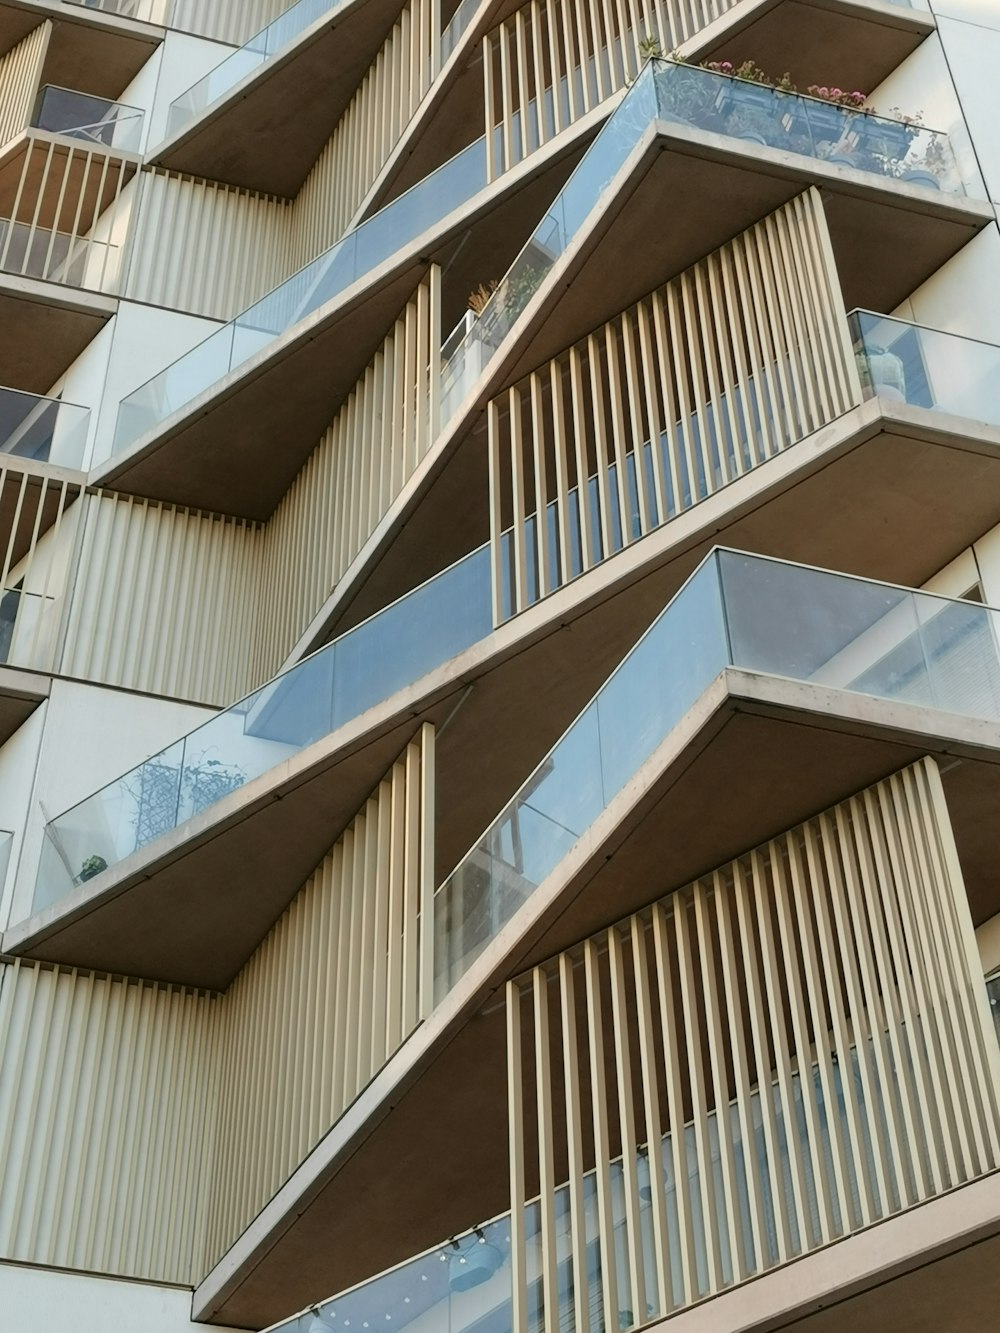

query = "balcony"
(31, 83), (144, 152)
(150, 0), (417, 197)
(1, 2), (160, 94)
(0, 383), (88, 467)
(98, 59), (988, 524)
(264, 956), (1000, 1333)
(183, 552), (1000, 1328)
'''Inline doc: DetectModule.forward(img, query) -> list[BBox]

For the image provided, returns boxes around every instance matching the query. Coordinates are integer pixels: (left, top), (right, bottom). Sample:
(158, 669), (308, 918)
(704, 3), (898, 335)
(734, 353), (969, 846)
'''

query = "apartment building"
(0, 0), (999, 1330)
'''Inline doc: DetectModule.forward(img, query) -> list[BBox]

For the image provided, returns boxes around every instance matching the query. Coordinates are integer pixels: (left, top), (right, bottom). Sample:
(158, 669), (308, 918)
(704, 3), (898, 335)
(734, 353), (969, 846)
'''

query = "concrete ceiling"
(0, 1), (161, 98)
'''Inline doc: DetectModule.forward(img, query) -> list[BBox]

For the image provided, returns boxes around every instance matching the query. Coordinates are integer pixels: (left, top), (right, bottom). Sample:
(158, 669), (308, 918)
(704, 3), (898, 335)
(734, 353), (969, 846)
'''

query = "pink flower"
(852, 91), (866, 100)
(817, 86), (829, 96)
(721, 60), (733, 70)
(831, 88), (843, 97)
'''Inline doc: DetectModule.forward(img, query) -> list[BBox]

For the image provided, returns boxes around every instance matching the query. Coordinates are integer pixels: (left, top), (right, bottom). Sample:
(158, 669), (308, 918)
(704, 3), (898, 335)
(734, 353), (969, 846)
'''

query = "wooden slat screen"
(506, 757), (1000, 1331)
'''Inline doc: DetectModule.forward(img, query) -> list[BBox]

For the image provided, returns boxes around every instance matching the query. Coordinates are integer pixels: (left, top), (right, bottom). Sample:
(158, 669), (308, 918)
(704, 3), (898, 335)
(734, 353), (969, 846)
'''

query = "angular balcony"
(98, 58), (988, 524)
(151, 0), (414, 197)
(186, 553), (1000, 1329)
(31, 83), (144, 153)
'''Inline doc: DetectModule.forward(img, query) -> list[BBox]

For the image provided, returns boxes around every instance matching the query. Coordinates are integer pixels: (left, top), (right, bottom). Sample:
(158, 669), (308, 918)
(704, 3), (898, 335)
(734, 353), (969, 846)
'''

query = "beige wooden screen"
(488, 189), (860, 622)
(289, 0), (441, 268)
(483, 0), (739, 179)
(202, 724), (436, 1270)
(0, 959), (217, 1284)
(0, 727), (435, 1285)
(125, 169), (292, 320)
(506, 757), (1000, 1332)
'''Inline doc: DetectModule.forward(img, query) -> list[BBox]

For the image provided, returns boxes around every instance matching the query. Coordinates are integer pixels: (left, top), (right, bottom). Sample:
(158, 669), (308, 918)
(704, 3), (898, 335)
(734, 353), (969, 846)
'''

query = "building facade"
(0, 0), (999, 1330)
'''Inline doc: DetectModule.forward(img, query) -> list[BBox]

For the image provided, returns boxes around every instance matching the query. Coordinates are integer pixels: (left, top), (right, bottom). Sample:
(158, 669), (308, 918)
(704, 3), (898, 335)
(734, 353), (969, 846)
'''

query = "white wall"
(4, 678), (214, 928)
(0, 1263), (246, 1333)
(144, 31), (240, 150)
(50, 299), (224, 470)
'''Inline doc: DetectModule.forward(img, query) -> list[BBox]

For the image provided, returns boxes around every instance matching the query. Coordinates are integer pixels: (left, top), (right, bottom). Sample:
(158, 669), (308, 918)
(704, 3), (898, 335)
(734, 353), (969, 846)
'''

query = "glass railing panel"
(651, 62), (963, 194)
(33, 545), (493, 914)
(0, 387), (89, 468)
(441, 0), (483, 62)
(716, 550), (1000, 720)
(433, 549), (729, 998)
(32, 85), (144, 154)
(850, 309), (1000, 424)
(112, 136), (488, 456)
(166, 0), (341, 138)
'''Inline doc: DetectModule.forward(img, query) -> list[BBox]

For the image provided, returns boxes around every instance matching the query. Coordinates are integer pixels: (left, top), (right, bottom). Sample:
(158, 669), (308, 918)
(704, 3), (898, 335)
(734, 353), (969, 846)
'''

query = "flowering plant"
(806, 86), (867, 108)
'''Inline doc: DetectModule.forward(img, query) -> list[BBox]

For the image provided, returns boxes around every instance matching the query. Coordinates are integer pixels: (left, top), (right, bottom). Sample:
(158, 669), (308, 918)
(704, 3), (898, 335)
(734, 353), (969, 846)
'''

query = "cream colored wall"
(124, 170), (292, 320)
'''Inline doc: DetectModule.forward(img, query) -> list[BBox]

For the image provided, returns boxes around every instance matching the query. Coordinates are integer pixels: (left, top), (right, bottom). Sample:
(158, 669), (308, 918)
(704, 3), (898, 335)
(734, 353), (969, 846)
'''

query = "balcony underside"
(0, 274), (115, 394)
(11, 398), (1000, 991)
(189, 668), (1000, 1329)
(92, 137), (586, 520)
(0, 664), (48, 744)
(0, 1), (160, 97)
(96, 120), (990, 523)
(150, 0), (413, 198)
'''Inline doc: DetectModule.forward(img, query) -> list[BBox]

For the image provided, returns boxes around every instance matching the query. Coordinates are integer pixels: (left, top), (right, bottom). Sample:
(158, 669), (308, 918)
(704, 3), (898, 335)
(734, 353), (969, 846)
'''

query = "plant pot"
(735, 131), (769, 146)
(825, 153), (858, 170)
(901, 167), (940, 190)
(79, 859), (108, 882)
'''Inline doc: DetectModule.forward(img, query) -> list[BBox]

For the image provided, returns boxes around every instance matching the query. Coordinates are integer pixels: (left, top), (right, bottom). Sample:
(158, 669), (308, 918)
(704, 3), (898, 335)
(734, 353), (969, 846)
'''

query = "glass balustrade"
(33, 544), (493, 912)
(851, 309), (1000, 423)
(111, 135), (489, 456)
(0, 387), (89, 468)
(117, 58), (960, 460)
(166, 0), (350, 139)
(434, 548), (1000, 996)
(32, 85), (144, 154)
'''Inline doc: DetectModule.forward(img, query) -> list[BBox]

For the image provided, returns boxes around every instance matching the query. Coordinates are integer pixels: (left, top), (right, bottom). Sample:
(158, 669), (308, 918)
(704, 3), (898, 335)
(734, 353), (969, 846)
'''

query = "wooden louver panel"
(488, 189), (860, 623)
(0, 959), (217, 1284)
(201, 724), (436, 1271)
(506, 757), (1000, 1331)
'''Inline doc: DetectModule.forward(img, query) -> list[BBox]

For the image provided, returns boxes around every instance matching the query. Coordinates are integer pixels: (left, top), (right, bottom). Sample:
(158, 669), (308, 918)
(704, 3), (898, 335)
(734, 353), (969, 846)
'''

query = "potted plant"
(79, 854), (108, 882)
(725, 103), (784, 147)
